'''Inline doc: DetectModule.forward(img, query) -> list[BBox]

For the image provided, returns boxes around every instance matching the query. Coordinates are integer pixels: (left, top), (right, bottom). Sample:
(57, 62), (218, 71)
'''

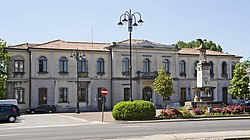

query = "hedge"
(112, 100), (156, 120)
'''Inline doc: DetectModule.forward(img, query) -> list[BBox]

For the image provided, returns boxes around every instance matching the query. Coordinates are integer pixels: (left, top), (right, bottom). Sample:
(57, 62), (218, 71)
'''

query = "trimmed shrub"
(192, 108), (205, 115)
(112, 100), (156, 120)
(160, 108), (182, 118)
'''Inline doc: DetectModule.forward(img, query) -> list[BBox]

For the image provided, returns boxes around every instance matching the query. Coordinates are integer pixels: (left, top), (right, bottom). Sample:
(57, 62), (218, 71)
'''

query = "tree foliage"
(0, 39), (11, 99)
(229, 63), (250, 99)
(175, 40), (223, 52)
(154, 66), (174, 100)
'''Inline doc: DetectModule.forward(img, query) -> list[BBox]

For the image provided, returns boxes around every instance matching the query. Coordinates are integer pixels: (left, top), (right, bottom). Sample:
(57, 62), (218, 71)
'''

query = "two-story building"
(5, 39), (241, 111)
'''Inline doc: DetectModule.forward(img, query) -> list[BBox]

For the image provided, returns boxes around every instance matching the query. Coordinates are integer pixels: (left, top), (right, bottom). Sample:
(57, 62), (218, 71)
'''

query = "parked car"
(26, 105), (57, 114)
(0, 104), (18, 123)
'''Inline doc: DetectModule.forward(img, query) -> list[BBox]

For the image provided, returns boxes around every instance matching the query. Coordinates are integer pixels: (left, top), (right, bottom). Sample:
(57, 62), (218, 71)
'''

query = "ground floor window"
(124, 88), (130, 101)
(59, 88), (68, 103)
(14, 87), (24, 103)
(78, 88), (87, 102)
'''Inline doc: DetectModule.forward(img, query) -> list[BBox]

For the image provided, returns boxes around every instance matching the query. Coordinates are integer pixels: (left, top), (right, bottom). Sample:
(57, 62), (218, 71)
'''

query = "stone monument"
(185, 39), (221, 109)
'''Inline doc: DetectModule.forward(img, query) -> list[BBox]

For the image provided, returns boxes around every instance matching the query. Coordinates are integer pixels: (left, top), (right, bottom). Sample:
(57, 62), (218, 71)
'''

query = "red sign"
(101, 88), (108, 96)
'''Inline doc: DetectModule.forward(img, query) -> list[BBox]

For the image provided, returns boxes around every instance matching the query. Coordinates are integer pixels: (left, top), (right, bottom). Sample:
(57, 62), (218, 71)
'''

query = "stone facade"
(5, 39), (241, 111)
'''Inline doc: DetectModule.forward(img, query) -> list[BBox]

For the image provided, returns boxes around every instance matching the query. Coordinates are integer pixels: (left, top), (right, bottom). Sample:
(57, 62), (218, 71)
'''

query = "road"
(1, 114), (250, 140)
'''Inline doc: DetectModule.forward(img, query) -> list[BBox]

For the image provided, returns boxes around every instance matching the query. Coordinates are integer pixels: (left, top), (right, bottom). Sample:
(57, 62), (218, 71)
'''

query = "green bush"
(112, 100), (156, 120)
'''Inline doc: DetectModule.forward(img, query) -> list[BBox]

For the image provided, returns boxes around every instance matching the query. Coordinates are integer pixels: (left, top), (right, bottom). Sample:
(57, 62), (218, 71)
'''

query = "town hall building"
(5, 39), (241, 112)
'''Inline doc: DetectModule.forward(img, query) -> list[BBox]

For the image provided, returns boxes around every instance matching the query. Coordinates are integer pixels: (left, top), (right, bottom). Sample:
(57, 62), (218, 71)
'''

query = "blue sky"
(1, 0), (250, 60)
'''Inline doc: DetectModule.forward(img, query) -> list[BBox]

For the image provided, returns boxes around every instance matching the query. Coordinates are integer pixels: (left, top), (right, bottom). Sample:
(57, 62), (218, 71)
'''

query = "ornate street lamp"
(70, 48), (85, 114)
(118, 9), (143, 101)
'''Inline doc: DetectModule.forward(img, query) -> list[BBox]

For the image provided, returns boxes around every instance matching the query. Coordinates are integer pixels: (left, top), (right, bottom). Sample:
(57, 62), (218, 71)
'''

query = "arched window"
(78, 58), (87, 73)
(179, 60), (186, 76)
(231, 62), (236, 77)
(97, 58), (105, 74)
(39, 56), (47, 72)
(222, 62), (227, 78)
(162, 59), (170, 73)
(13, 56), (24, 73)
(143, 58), (150, 72)
(122, 58), (129, 73)
(142, 87), (152, 102)
(194, 61), (199, 78)
(209, 61), (214, 78)
(59, 57), (68, 73)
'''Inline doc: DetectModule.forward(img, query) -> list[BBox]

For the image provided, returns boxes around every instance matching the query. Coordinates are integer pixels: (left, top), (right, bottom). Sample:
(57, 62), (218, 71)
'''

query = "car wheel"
(8, 116), (16, 123)
(31, 110), (35, 114)
(48, 110), (53, 113)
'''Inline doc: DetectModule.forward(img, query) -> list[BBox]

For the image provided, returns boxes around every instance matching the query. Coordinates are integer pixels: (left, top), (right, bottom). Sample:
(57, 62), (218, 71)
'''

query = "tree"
(154, 66), (174, 109)
(229, 63), (250, 100)
(175, 40), (223, 52)
(0, 39), (11, 99)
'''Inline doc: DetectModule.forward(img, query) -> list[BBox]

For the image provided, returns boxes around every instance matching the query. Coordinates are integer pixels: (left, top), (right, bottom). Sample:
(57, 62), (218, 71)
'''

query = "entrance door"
(222, 87), (228, 104)
(97, 88), (106, 111)
(39, 88), (47, 105)
(180, 88), (186, 106)
(142, 87), (152, 102)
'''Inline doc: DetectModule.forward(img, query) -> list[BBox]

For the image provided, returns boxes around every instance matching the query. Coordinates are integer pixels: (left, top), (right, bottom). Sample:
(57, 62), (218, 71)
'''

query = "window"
(124, 88), (130, 101)
(14, 57), (24, 73)
(162, 59), (170, 73)
(231, 62), (236, 77)
(179, 60), (186, 76)
(39, 56), (47, 72)
(143, 58), (150, 72)
(78, 58), (87, 73)
(194, 61), (199, 78)
(122, 58), (129, 73)
(97, 58), (105, 74)
(222, 62), (228, 78)
(14, 88), (24, 103)
(78, 88), (86, 102)
(59, 57), (68, 73)
(210, 61), (214, 78)
(59, 88), (68, 102)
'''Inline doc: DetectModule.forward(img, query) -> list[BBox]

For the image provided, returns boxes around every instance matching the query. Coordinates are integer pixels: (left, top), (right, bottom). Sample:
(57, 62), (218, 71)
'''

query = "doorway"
(222, 87), (228, 104)
(39, 88), (47, 105)
(142, 87), (152, 102)
(180, 88), (186, 106)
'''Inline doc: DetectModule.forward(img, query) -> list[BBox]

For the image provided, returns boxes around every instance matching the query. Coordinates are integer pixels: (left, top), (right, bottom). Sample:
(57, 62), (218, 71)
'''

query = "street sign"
(101, 88), (108, 96)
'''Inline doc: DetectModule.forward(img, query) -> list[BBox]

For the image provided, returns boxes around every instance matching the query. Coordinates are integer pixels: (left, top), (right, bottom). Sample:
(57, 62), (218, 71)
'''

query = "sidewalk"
(60, 110), (250, 123)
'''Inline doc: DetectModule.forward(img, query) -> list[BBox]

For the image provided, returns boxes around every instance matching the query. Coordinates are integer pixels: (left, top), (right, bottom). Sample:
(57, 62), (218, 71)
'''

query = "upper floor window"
(209, 61), (214, 78)
(194, 61), (199, 78)
(59, 57), (68, 73)
(179, 60), (186, 76)
(59, 88), (68, 103)
(97, 58), (105, 74)
(122, 58), (129, 72)
(231, 62), (236, 77)
(78, 58), (87, 73)
(222, 62), (228, 78)
(13, 56), (24, 73)
(39, 56), (47, 73)
(143, 58), (150, 72)
(162, 59), (170, 73)
(14, 87), (24, 103)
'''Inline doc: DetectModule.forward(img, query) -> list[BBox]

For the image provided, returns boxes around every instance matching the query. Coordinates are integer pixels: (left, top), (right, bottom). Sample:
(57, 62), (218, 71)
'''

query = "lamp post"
(70, 48), (85, 114)
(118, 9), (143, 101)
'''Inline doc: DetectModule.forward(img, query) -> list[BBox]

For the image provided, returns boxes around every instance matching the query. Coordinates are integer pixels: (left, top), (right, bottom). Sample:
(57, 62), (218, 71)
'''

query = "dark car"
(0, 104), (18, 123)
(26, 105), (57, 114)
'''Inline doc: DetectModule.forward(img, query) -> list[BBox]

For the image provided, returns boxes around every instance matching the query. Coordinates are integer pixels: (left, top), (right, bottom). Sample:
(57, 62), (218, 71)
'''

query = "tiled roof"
(179, 48), (241, 57)
(9, 39), (110, 51)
